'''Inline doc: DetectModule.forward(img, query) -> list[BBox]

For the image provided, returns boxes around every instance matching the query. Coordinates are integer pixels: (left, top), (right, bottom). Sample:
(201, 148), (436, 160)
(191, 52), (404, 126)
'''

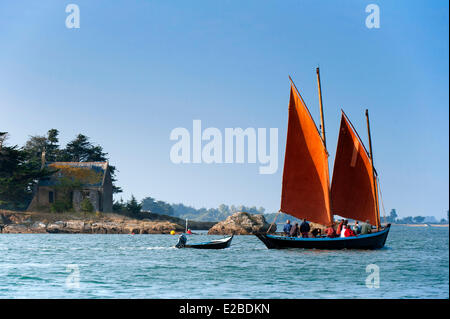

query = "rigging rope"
(267, 210), (282, 234)
(377, 176), (387, 225)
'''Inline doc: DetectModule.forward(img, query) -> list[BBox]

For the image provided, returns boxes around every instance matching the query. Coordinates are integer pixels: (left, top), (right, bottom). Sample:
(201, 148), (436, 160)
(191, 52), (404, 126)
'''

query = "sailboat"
(255, 69), (390, 249)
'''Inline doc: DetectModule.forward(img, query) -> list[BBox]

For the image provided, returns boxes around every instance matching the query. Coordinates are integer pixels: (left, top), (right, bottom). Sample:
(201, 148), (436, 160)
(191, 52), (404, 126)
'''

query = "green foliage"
(126, 195), (142, 215)
(0, 144), (55, 210)
(80, 198), (94, 213)
(413, 216), (425, 223)
(23, 129), (61, 163)
(53, 177), (82, 199)
(385, 209), (398, 223)
(50, 199), (72, 213)
(113, 198), (127, 213)
(397, 216), (414, 224)
(142, 198), (266, 222)
(141, 197), (174, 216)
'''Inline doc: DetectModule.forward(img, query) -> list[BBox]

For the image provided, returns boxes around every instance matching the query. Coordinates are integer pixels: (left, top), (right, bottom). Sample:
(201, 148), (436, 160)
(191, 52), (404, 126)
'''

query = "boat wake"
(146, 246), (176, 250)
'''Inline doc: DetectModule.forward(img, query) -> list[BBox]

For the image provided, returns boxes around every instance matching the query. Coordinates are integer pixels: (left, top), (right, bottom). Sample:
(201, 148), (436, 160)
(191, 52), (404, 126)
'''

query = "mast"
(315, 68), (333, 225)
(316, 67), (327, 147)
(365, 109), (380, 229)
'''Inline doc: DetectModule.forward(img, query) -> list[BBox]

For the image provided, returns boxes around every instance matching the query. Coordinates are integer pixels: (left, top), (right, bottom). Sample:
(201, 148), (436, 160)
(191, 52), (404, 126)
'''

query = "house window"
(49, 191), (54, 203)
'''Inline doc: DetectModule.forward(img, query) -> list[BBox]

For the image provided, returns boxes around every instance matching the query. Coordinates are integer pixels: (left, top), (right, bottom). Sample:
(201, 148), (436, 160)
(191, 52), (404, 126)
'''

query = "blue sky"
(0, 0), (448, 219)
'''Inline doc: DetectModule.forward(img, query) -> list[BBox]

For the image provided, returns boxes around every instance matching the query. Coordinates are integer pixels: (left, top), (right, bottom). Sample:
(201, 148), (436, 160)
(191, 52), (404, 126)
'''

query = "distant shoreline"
(392, 223), (449, 227)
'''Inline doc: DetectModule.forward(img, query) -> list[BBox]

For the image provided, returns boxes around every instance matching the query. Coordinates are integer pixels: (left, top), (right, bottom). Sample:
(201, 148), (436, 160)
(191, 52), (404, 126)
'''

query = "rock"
(142, 221), (183, 234)
(0, 210), (189, 234)
(32, 222), (47, 229)
(207, 212), (274, 235)
(2, 224), (30, 233)
(28, 222), (47, 233)
(47, 222), (66, 233)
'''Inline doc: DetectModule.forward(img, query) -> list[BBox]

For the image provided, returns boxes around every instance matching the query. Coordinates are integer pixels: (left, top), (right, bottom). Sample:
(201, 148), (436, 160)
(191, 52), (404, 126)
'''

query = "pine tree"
(126, 195), (142, 215)
(0, 144), (54, 210)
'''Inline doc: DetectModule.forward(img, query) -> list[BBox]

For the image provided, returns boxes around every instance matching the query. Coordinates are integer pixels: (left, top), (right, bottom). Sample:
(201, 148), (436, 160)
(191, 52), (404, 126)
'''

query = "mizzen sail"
(330, 111), (380, 226)
(280, 84), (333, 226)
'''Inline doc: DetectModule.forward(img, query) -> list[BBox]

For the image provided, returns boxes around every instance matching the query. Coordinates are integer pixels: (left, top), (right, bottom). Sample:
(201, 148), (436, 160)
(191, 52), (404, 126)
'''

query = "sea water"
(0, 225), (448, 299)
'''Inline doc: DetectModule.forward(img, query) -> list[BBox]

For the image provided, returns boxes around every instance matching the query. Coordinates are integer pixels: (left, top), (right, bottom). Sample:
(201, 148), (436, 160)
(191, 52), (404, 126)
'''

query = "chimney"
(41, 150), (46, 170)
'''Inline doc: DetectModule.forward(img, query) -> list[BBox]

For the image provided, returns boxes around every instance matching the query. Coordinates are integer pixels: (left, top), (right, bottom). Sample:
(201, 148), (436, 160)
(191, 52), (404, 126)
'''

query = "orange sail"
(280, 84), (333, 226)
(331, 111), (380, 226)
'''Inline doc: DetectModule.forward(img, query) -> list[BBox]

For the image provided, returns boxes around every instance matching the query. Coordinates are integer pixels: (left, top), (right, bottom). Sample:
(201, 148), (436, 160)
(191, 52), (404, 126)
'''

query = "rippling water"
(0, 225), (448, 298)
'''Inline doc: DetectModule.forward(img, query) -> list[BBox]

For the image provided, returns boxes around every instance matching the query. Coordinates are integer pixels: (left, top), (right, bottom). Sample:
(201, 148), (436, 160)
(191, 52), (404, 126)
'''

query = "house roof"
(39, 162), (109, 188)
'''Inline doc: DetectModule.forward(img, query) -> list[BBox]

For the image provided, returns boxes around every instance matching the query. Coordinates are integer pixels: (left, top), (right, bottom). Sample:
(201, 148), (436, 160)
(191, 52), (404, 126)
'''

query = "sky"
(0, 0), (448, 219)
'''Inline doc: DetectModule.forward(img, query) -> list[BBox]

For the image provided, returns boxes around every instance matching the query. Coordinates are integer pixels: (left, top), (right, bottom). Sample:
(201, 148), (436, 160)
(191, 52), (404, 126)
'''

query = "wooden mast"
(316, 67), (327, 148)
(365, 109), (380, 229)
(315, 68), (333, 225)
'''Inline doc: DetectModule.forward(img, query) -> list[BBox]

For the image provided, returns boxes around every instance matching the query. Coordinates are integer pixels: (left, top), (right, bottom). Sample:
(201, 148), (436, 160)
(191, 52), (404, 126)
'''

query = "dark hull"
(184, 236), (233, 249)
(255, 225), (390, 250)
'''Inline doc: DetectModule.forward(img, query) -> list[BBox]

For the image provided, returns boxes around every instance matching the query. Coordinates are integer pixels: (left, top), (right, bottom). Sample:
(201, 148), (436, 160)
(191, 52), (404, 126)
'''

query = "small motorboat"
(175, 235), (233, 249)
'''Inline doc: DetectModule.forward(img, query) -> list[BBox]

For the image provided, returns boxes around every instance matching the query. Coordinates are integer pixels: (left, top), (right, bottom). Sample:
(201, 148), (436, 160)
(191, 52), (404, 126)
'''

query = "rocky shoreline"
(0, 210), (215, 234)
(0, 210), (305, 235)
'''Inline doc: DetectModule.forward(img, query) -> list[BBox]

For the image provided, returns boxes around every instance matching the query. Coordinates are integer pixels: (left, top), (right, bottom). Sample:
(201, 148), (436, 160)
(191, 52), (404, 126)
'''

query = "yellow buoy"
(170, 230), (176, 235)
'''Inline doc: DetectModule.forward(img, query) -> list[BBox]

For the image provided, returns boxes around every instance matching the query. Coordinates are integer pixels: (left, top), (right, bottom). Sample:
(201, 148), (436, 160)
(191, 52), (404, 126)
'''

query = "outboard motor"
(175, 234), (187, 248)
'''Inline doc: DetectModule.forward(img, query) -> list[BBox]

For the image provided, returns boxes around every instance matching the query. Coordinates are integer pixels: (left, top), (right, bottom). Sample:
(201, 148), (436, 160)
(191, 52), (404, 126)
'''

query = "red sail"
(280, 84), (333, 226)
(331, 112), (379, 226)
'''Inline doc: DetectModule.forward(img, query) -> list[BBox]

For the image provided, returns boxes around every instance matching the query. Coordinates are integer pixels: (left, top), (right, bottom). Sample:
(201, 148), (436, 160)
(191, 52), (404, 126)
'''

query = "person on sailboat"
(325, 224), (337, 238)
(283, 220), (292, 236)
(344, 225), (356, 237)
(360, 220), (373, 235)
(186, 229), (192, 235)
(352, 221), (361, 234)
(299, 219), (310, 238)
(340, 225), (347, 238)
(336, 219), (344, 236)
(311, 228), (322, 238)
(289, 223), (300, 237)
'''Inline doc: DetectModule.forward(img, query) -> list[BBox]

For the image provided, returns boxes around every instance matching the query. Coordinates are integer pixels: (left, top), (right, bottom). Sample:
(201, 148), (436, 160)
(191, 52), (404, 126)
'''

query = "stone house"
(28, 162), (113, 213)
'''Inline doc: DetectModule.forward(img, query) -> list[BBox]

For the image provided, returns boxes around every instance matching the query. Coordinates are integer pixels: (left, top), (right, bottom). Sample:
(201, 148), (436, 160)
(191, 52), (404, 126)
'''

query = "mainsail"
(330, 111), (380, 227)
(280, 84), (333, 226)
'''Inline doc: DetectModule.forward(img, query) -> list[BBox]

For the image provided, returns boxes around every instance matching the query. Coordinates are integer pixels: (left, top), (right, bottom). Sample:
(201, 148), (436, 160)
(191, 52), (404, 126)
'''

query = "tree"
(46, 129), (60, 162)
(413, 216), (425, 224)
(23, 129), (61, 163)
(80, 198), (94, 213)
(0, 144), (54, 210)
(59, 134), (101, 162)
(113, 198), (126, 213)
(126, 195), (142, 215)
(141, 197), (174, 216)
(399, 216), (414, 224)
(386, 209), (398, 223)
(0, 132), (8, 151)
